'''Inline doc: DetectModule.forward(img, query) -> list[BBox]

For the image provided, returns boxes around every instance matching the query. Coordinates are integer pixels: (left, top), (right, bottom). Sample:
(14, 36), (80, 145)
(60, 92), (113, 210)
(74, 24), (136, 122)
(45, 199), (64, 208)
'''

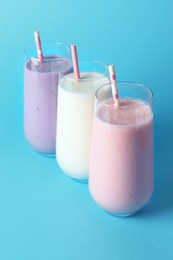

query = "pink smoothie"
(89, 99), (153, 215)
(24, 56), (72, 155)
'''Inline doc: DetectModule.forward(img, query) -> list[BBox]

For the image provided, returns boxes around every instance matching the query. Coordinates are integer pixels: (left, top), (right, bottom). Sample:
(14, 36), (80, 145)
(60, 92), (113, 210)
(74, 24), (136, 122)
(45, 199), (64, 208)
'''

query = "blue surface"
(0, 0), (173, 259)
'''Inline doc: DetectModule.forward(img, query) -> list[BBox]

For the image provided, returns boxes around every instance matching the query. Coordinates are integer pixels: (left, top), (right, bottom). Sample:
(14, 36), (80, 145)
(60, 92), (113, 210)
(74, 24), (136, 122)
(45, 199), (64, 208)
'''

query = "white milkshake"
(56, 71), (109, 181)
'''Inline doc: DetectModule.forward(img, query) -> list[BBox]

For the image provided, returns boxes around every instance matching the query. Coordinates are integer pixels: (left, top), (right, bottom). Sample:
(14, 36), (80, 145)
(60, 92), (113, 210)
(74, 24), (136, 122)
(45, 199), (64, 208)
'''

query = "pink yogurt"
(89, 99), (154, 215)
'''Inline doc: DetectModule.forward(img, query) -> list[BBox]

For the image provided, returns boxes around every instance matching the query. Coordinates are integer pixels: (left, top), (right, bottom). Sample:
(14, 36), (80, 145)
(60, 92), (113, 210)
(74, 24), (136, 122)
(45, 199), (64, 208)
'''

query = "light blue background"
(0, 0), (173, 259)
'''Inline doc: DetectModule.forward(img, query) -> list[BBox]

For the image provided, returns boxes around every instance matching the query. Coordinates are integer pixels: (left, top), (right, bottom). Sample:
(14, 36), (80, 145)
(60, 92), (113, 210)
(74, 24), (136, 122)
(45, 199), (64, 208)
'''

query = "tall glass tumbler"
(89, 82), (154, 216)
(24, 42), (73, 156)
(56, 60), (109, 181)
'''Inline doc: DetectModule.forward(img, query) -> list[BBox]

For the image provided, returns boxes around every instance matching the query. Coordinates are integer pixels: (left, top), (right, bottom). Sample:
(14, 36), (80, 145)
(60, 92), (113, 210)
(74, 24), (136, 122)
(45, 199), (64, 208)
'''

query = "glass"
(89, 82), (154, 216)
(24, 42), (73, 156)
(56, 60), (109, 181)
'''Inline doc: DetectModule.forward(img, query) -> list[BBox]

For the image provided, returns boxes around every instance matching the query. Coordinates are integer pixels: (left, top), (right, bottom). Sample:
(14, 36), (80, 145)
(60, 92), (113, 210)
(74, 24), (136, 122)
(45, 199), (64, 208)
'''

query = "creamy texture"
(56, 72), (109, 180)
(89, 99), (154, 215)
(24, 57), (72, 154)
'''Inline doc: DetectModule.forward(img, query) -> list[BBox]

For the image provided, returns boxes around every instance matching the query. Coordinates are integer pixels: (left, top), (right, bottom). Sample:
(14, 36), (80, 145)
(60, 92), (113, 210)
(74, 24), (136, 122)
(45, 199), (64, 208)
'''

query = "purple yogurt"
(24, 56), (73, 155)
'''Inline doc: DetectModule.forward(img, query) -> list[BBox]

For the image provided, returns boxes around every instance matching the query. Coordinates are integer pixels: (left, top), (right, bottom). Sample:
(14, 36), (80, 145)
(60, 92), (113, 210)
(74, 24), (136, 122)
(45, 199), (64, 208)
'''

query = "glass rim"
(95, 81), (153, 109)
(24, 41), (71, 59)
(59, 59), (108, 82)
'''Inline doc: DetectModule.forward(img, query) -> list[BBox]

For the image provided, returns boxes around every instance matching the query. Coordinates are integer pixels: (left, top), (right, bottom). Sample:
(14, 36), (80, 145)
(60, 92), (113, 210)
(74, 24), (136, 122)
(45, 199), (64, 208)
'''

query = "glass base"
(70, 176), (88, 184)
(37, 151), (56, 158)
(105, 210), (137, 217)
(58, 165), (88, 183)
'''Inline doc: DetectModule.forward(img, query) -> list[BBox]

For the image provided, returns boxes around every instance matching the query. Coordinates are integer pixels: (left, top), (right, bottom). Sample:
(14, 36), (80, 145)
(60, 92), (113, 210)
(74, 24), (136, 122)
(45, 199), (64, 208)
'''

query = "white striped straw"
(71, 44), (80, 80)
(108, 64), (119, 107)
(34, 31), (43, 62)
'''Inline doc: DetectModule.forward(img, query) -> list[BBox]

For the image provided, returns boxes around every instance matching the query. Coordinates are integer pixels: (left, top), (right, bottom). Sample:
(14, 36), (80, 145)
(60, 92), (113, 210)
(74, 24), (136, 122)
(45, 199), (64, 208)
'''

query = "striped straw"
(34, 31), (43, 62)
(108, 64), (119, 107)
(71, 44), (80, 80)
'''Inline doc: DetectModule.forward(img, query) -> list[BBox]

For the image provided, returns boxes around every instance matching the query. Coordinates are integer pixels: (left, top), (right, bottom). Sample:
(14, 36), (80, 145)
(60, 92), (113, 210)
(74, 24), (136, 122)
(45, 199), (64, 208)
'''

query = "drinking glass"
(89, 82), (154, 216)
(56, 60), (109, 180)
(24, 42), (72, 156)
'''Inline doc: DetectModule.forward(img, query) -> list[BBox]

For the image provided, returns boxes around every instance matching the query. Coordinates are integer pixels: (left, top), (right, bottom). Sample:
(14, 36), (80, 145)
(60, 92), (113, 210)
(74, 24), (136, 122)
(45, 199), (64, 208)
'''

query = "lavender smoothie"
(24, 56), (72, 155)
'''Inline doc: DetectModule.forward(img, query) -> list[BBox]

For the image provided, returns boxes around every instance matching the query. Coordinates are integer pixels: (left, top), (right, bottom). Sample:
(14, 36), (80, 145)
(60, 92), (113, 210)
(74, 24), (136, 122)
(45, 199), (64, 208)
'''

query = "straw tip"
(71, 44), (77, 49)
(108, 64), (114, 69)
(108, 64), (116, 74)
(34, 30), (40, 37)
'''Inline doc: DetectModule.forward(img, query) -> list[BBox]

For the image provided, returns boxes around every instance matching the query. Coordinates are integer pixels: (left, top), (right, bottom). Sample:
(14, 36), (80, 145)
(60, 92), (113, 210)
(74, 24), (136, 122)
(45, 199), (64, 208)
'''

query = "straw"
(34, 31), (43, 62)
(108, 64), (119, 107)
(71, 44), (80, 79)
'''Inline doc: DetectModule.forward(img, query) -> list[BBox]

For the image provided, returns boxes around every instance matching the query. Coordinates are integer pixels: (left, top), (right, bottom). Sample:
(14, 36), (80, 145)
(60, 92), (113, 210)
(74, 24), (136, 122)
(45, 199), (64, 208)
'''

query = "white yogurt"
(56, 72), (109, 180)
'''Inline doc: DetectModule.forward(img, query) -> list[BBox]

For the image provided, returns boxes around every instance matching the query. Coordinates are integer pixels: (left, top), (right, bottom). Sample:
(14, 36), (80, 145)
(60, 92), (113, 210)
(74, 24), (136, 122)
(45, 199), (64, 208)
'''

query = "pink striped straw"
(108, 64), (120, 107)
(71, 44), (80, 80)
(34, 31), (43, 62)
